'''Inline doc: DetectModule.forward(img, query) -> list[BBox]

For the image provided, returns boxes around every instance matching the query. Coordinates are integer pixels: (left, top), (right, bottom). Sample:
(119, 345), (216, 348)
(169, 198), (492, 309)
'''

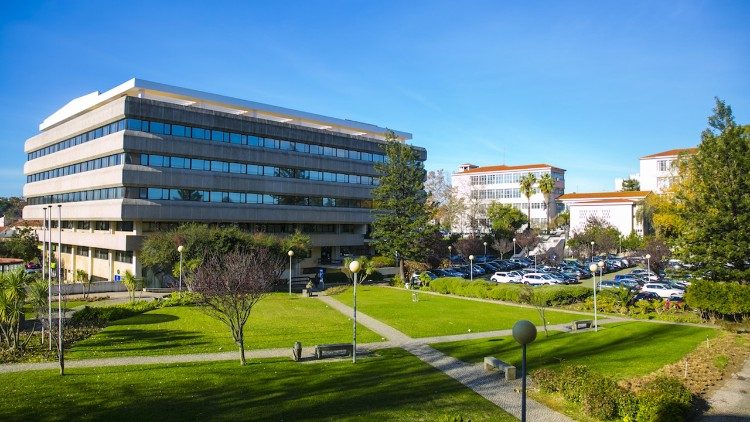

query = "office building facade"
(23, 79), (421, 282)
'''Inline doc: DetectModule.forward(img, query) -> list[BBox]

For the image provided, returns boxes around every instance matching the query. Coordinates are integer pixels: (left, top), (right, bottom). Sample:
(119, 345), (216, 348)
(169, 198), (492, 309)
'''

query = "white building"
(451, 163), (565, 234)
(639, 148), (695, 193)
(558, 191), (651, 237)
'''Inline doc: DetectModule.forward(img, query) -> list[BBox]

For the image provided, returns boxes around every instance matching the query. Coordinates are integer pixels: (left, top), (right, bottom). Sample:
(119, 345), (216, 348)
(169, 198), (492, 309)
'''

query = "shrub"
(618, 390), (639, 422)
(686, 279), (750, 321)
(581, 374), (620, 420)
(559, 365), (592, 403)
(636, 377), (692, 422)
(370, 255), (396, 267)
(160, 291), (201, 307)
(390, 274), (404, 287)
(531, 368), (559, 393)
(325, 285), (350, 296)
(70, 300), (159, 326)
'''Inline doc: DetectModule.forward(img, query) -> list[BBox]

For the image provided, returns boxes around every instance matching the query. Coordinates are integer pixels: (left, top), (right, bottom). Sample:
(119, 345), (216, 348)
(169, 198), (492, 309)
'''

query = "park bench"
(484, 356), (517, 381)
(570, 320), (593, 331)
(315, 343), (354, 359)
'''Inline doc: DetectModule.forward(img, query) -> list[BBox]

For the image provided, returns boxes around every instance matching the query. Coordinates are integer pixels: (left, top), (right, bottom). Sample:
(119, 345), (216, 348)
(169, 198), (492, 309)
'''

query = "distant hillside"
(0, 197), (26, 220)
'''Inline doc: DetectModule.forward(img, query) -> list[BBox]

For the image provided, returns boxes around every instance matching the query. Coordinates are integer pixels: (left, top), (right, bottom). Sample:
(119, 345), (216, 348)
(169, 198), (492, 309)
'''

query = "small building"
(0, 258), (24, 273)
(639, 148), (696, 193)
(558, 191), (652, 237)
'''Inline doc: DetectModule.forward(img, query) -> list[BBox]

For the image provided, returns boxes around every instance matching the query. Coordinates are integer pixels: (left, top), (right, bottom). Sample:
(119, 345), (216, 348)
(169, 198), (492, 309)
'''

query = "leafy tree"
(620, 231), (644, 252)
(27, 279), (49, 347)
(640, 236), (670, 275)
(519, 173), (537, 229)
(672, 99), (750, 282)
(454, 237), (484, 260)
(621, 178), (641, 191)
(0, 268), (34, 350)
(371, 130), (435, 282)
(75, 269), (90, 299)
(551, 210), (569, 230)
(637, 193), (684, 239)
(3, 227), (40, 262)
(568, 217), (621, 258)
(341, 256), (376, 283)
(192, 249), (283, 365)
(486, 202), (527, 240)
(0, 197), (26, 220)
(424, 170), (464, 231)
(122, 270), (143, 303)
(537, 173), (555, 232)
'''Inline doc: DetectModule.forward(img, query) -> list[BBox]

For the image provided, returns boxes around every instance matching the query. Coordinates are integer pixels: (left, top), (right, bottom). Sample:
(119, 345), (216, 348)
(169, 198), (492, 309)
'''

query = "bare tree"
(492, 238), (513, 258)
(192, 249), (284, 365)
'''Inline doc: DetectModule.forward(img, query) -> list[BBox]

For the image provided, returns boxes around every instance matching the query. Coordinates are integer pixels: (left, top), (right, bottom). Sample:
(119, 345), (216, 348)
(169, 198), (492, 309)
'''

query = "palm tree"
(519, 173), (537, 230)
(0, 268), (33, 350)
(538, 173), (555, 233)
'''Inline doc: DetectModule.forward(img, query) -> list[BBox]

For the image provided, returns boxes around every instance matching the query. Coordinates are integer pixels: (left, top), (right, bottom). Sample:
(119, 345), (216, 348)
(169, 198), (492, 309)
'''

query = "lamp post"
(177, 245), (184, 291)
(513, 320), (538, 422)
(589, 263), (599, 332)
(349, 260), (361, 363)
(483, 241), (488, 261)
(512, 237), (517, 257)
(590, 241), (595, 261)
(469, 255), (474, 282)
(43, 206), (51, 349)
(448, 245), (452, 266)
(287, 250), (294, 295)
(57, 204), (63, 375)
(645, 253), (651, 279)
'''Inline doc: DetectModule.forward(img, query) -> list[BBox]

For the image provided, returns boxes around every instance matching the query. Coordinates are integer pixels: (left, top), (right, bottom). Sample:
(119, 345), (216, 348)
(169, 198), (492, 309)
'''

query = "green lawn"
(68, 294), (383, 359)
(332, 285), (581, 338)
(430, 321), (717, 379)
(0, 349), (512, 421)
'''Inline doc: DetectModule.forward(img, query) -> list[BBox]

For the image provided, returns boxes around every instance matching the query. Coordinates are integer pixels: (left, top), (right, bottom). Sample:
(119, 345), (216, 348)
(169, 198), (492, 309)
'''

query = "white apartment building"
(639, 148), (696, 193)
(451, 163), (565, 234)
(558, 191), (651, 237)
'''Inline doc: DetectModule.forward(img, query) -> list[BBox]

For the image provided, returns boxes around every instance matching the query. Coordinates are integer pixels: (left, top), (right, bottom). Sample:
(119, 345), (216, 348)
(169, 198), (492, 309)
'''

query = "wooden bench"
(484, 356), (517, 381)
(570, 320), (593, 331)
(315, 343), (354, 359)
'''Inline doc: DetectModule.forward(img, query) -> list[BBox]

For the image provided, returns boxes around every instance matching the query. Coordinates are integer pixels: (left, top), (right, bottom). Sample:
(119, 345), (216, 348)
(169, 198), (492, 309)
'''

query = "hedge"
(428, 278), (592, 306)
(685, 279), (750, 321)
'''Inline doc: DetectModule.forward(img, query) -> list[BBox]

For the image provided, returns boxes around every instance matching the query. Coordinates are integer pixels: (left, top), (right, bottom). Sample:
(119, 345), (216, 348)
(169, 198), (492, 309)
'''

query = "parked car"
(628, 291), (661, 305)
(641, 283), (684, 299)
(490, 271), (521, 283)
(410, 271), (437, 286)
(437, 268), (465, 278)
(521, 272), (556, 286)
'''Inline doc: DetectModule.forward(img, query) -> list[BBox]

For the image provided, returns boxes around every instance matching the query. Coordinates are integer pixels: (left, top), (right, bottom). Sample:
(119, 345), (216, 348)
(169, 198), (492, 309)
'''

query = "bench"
(301, 288), (313, 297)
(570, 320), (593, 331)
(484, 356), (517, 381)
(315, 343), (354, 359)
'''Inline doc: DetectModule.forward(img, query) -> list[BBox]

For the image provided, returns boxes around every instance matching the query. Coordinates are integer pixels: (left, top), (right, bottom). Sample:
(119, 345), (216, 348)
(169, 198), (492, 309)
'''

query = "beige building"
(639, 148), (696, 193)
(559, 191), (651, 237)
(23, 79), (421, 283)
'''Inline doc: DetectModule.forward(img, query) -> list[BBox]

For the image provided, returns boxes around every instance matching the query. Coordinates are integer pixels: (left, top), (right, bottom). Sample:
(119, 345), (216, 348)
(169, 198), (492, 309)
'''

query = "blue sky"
(1, 1), (748, 196)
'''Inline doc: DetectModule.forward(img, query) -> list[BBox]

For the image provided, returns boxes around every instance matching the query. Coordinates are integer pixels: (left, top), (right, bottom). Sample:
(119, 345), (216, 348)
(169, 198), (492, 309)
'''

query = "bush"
(160, 291), (201, 307)
(390, 274), (404, 287)
(581, 374), (621, 420)
(325, 285), (350, 296)
(531, 368), (559, 393)
(636, 377), (693, 422)
(370, 255), (396, 267)
(685, 279), (750, 321)
(70, 300), (160, 326)
(428, 278), (592, 307)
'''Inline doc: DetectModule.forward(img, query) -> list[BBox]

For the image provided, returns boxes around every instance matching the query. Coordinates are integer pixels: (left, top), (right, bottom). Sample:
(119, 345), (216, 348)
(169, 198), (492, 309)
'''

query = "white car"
(641, 283), (684, 299)
(521, 273), (556, 286)
(491, 271), (521, 283)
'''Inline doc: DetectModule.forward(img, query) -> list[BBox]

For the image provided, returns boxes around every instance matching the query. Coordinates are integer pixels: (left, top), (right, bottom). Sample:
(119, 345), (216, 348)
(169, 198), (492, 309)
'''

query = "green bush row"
(70, 291), (201, 326)
(428, 278), (592, 306)
(685, 279), (750, 320)
(534, 366), (692, 421)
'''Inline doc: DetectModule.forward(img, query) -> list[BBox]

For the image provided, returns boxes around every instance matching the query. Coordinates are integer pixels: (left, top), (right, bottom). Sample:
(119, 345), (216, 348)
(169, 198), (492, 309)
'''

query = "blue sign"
(114, 274), (121, 282)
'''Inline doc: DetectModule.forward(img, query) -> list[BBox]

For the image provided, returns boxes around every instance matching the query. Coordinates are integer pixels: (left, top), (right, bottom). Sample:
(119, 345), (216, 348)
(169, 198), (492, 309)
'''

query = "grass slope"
(68, 294), (383, 359)
(0, 349), (512, 421)
(333, 285), (581, 338)
(431, 321), (717, 379)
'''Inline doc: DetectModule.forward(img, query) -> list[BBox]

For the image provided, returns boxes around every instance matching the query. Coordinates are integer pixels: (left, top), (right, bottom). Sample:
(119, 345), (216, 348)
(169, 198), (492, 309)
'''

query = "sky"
(1, 0), (748, 197)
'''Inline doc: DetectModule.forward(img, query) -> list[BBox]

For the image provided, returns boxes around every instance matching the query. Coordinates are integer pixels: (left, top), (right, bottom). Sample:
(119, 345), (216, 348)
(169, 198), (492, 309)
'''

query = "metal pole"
(57, 204), (64, 375)
(594, 269), (599, 332)
(43, 207), (51, 349)
(470, 258), (474, 282)
(288, 255), (292, 295)
(521, 343), (527, 422)
(352, 271), (357, 363)
(179, 251), (183, 291)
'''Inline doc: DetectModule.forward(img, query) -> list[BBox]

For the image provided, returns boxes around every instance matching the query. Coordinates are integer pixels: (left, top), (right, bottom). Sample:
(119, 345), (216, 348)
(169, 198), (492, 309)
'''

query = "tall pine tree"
(675, 99), (750, 282)
(371, 130), (435, 282)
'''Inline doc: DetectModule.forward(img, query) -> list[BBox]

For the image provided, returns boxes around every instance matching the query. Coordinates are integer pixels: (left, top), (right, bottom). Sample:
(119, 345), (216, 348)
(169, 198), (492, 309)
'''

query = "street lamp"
(597, 260), (604, 292)
(512, 237), (517, 256)
(43, 206), (51, 350)
(590, 241), (595, 260)
(589, 263), (599, 332)
(349, 260), (361, 363)
(448, 245), (452, 266)
(513, 320), (538, 422)
(287, 250), (294, 295)
(177, 245), (184, 291)
(469, 255), (474, 282)
(483, 241), (488, 261)
(645, 253), (651, 278)
(57, 204), (63, 375)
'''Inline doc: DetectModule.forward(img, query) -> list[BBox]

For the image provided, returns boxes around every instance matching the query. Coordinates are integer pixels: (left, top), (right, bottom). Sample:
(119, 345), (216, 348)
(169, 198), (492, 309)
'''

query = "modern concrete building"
(23, 79), (421, 283)
(451, 163), (566, 234)
(639, 147), (696, 193)
(558, 191), (651, 237)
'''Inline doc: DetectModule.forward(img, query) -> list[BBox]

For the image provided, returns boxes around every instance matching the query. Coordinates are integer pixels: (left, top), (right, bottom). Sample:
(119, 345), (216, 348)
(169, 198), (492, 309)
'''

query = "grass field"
(0, 348), (512, 421)
(430, 321), (717, 379)
(332, 285), (581, 338)
(68, 294), (383, 359)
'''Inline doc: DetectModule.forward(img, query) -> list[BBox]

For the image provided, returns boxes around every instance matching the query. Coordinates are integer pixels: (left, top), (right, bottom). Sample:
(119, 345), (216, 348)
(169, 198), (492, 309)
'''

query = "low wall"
(60, 281), (129, 295)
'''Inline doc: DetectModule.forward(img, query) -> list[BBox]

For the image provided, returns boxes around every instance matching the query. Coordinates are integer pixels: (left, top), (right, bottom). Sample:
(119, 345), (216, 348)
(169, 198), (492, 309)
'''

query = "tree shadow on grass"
(70, 328), (210, 355)
(111, 313), (180, 325)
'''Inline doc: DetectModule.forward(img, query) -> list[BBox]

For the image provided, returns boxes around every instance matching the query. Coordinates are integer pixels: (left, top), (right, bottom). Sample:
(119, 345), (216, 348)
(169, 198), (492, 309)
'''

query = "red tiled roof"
(459, 163), (564, 174)
(558, 191), (651, 201)
(641, 148), (697, 159)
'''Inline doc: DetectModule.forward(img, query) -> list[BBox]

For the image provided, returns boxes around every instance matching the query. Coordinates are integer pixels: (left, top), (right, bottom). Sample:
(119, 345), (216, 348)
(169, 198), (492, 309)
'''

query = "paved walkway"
(702, 355), (750, 421)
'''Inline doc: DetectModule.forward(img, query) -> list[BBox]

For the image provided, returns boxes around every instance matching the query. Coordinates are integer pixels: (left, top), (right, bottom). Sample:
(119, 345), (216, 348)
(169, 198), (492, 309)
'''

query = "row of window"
(138, 187), (371, 208)
(50, 221), (134, 231)
(52, 245), (133, 263)
(139, 153), (380, 186)
(27, 154), (124, 183)
(28, 119), (126, 160)
(140, 221), (359, 234)
(470, 170), (564, 186)
(471, 188), (522, 199)
(125, 118), (388, 163)
(657, 159), (676, 172)
(27, 187), (125, 205)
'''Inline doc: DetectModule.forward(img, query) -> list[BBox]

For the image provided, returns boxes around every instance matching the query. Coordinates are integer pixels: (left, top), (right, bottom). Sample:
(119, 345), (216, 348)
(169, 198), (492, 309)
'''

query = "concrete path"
(702, 355), (750, 421)
(317, 295), (573, 421)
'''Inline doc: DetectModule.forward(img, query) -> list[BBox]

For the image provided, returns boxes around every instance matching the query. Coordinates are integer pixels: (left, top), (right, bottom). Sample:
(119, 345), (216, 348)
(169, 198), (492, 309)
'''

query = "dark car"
(628, 291), (661, 306)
